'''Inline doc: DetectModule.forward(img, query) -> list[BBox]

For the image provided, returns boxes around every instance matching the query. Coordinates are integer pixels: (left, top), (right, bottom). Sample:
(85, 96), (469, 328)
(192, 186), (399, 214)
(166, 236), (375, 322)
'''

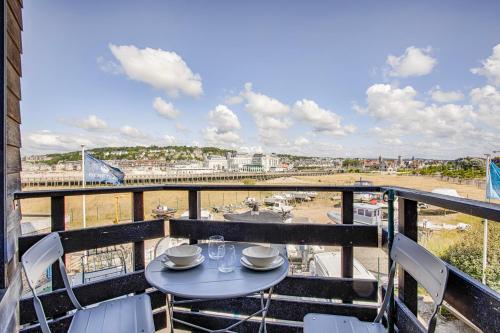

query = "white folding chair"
(22, 232), (155, 333)
(154, 236), (188, 258)
(304, 233), (449, 333)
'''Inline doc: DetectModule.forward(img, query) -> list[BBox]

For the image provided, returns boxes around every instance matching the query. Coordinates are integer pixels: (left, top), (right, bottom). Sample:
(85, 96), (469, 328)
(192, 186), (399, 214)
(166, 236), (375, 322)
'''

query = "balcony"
(11, 184), (499, 332)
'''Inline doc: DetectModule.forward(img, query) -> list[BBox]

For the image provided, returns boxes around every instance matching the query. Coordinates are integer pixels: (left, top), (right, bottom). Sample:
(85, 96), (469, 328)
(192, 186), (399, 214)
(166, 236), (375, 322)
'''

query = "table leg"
(258, 287), (273, 333)
(169, 288), (274, 333)
(167, 294), (175, 333)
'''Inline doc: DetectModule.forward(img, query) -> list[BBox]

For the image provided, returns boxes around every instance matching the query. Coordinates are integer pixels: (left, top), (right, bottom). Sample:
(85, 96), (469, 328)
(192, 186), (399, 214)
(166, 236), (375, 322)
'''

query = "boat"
(180, 209), (214, 220)
(353, 179), (378, 201)
(310, 251), (376, 280)
(290, 192), (312, 201)
(152, 204), (177, 218)
(223, 210), (291, 223)
(269, 201), (293, 214)
(306, 191), (318, 199)
(327, 203), (382, 226)
(353, 179), (373, 187)
(431, 188), (462, 198)
(418, 219), (470, 231)
(264, 194), (288, 206)
(287, 244), (325, 270)
(243, 197), (258, 207)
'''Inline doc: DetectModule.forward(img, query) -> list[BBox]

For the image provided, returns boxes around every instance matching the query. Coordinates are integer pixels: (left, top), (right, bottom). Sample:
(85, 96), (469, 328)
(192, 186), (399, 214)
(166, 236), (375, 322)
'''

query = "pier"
(21, 170), (335, 187)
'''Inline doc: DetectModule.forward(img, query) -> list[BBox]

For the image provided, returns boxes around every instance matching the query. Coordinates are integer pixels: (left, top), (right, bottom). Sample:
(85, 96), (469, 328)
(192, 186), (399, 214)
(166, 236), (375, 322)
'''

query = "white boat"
(264, 194), (287, 206)
(353, 179), (378, 201)
(306, 191), (318, 199)
(418, 219), (470, 231)
(290, 192), (312, 201)
(243, 197), (258, 207)
(223, 210), (291, 223)
(152, 204), (177, 218)
(431, 188), (462, 198)
(310, 251), (376, 280)
(180, 209), (214, 220)
(269, 202), (293, 214)
(327, 203), (382, 226)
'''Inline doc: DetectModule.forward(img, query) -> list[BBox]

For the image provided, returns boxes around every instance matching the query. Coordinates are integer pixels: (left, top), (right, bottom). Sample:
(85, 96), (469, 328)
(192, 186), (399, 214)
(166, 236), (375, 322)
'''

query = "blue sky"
(21, 0), (500, 158)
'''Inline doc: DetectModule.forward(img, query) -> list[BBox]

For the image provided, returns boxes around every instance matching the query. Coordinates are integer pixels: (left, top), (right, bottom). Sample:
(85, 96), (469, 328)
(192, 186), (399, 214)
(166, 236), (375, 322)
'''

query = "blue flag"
(84, 153), (125, 185)
(487, 161), (500, 200)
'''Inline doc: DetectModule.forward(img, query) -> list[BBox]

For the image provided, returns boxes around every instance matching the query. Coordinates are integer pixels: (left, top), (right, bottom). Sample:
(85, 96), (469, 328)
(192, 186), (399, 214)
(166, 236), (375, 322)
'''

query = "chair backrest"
(21, 232), (82, 333)
(391, 233), (448, 306)
(375, 233), (448, 333)
(22, 232), (64, 288)
(154, 236), (188, 258)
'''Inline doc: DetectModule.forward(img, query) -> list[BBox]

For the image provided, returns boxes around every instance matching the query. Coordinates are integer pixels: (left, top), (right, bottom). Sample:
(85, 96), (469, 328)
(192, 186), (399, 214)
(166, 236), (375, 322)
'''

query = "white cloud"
(22, 129), (182, 155)
(164, 134), (176, 145)
(429, 87), (464, 103)
(203, 105), (241, 146)
(224, 95), (244, 105)
(294, 136), (310, 146)
(82, 115), (108, 130)
(239, 146), (263, 154)
(292, 99), (355, 136)
(109, 44), (203, 98)
(354, 84), (424, 119)
(242, 83), (290, 116)
(23, 130), (146, 153)
(24, 130), (94, 152)
(120, 125), (148, 139)
(357, 84), (500, 158)
(357, 84), (478, 140)
(470, 85), (500, 129)
(239, 83), (292, 145)
(202, 127), (240, 147)
(97, 56), (122, 75)
(62, 114), (108, 131)
(471, 44), (500, 87)
(208, 105), (241, 132)
(382, 137), (403, 145)
(386, 46), (437, 77)
(153, 97), (180, 119)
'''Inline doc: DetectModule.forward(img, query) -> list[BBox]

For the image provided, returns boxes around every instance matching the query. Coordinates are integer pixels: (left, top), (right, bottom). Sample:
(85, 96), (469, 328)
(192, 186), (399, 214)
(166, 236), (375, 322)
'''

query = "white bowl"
(242, 246), (279, 267)
(165, 245), (202, 266)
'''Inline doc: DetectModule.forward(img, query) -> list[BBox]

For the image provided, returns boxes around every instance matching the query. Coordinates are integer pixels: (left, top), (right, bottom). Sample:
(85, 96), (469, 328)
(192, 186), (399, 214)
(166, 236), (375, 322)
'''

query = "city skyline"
(21, 1), (500, 159)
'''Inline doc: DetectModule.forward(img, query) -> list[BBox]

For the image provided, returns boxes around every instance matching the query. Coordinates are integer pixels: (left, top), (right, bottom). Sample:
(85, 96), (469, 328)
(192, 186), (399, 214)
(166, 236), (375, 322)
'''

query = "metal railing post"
(387, 190), (395, 333)
(132, 191), (145, 271)
(51, 196), (65, 289)
(398, 198), (419, 315)
(341, 191), (354, 304)
(188, 190), (201, 245)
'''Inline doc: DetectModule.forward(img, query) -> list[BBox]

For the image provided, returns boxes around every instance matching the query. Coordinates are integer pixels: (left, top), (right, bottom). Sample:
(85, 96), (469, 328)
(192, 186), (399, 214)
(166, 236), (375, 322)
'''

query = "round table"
(145, 242), (289, 332)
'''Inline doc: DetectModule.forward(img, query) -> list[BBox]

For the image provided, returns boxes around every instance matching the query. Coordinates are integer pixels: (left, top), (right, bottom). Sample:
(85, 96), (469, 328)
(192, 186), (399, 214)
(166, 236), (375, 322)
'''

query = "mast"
(482, 154), (490, 284)
(82, 145), (86, 229)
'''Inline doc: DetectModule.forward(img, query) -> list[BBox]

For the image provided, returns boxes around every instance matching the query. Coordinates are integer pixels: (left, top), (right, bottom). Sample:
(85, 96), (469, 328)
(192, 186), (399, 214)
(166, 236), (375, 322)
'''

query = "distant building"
(227, 153), (253, 171)
(251, 153), (280, 172)
(204, 155), (228, 171)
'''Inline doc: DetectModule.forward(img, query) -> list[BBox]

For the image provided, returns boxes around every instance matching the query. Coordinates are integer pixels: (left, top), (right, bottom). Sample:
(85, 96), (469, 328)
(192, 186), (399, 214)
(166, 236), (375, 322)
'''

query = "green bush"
(242, 178), (256, 185)
(441, 222), (500, 291)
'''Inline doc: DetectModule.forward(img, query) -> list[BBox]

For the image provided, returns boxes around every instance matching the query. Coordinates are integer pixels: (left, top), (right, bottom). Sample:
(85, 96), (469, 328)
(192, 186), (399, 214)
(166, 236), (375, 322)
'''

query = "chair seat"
(304, 314), (385, 333)
(68, 294), (155, 333)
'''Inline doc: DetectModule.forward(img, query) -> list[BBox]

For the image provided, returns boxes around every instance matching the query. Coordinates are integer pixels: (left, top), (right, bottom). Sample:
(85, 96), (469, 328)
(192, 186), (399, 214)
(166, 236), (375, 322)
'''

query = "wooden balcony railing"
(14, 184), (500, 333)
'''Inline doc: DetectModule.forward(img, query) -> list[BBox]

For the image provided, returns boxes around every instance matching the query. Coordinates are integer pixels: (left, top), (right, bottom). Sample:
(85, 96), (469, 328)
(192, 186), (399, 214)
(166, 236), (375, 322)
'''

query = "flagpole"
(482, 154), (491, 284)
(81, 145), (86, 229)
